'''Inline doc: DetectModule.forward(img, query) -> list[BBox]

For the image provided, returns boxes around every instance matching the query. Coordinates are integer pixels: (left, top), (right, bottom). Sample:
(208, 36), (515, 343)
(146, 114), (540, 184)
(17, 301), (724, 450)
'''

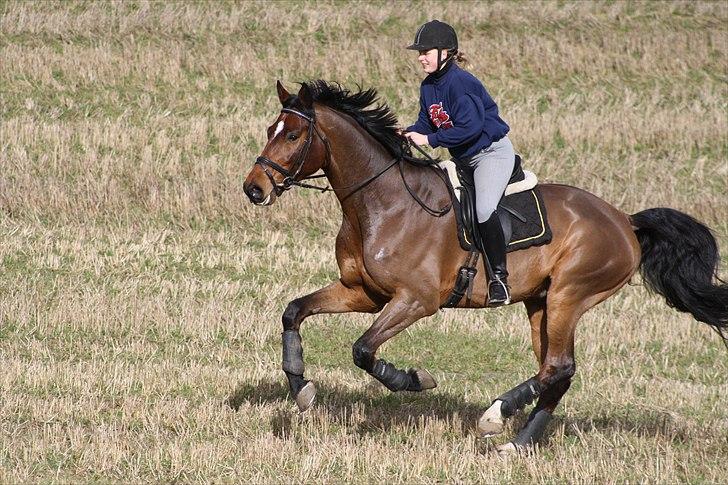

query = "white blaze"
(273, 121), (284, 139)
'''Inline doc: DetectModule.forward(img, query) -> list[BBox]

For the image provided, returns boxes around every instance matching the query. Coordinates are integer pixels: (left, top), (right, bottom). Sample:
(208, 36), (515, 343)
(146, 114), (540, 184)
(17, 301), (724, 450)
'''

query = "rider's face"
(418, 49), (446, 74)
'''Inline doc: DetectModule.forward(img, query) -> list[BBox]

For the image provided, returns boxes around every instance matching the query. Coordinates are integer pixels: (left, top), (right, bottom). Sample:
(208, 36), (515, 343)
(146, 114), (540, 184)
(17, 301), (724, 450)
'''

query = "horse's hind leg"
(495, 300), (578, 453)
(491, 277), (632, 452)
(478, 297), (549, 437)
(492, 295), (584, 454)
(281, 280), (383, 411)
(479, 296), (580, 446)
(352, 292), (439, 393)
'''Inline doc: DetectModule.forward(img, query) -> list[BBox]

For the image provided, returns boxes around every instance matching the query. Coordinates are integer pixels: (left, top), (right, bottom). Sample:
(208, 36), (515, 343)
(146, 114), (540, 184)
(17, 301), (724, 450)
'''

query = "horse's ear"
(276, 80), (290, 105)
(298, 83), (313, 109)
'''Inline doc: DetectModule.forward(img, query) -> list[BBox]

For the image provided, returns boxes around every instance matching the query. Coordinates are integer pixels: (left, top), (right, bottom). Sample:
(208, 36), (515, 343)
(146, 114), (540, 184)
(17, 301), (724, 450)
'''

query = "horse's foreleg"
(282, 280), (382, 411)
(352, 294), (438, 392)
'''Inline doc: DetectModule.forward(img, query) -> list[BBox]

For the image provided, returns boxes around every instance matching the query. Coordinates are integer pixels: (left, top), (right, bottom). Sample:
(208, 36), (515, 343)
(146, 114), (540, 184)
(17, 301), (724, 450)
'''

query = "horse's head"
(243, 81), (329, 206)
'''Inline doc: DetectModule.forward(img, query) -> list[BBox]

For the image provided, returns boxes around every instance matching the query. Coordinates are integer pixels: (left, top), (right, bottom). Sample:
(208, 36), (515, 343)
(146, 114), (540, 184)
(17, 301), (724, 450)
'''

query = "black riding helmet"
(406, 20), (458, 72)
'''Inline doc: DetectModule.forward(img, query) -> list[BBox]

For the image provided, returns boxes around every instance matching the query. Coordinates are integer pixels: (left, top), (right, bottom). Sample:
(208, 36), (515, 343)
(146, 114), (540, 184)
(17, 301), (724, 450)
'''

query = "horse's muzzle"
(243, 180), (272, 206)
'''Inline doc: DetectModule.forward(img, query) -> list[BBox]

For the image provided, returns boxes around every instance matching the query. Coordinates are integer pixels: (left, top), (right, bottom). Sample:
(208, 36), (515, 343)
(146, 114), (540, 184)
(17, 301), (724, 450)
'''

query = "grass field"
(1, 0), (727, 482)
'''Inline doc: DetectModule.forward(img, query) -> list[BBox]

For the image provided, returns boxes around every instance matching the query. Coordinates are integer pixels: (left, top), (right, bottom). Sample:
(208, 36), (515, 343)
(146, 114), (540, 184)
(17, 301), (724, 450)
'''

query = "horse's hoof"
(495, 442), (520, 455)
(295, 381), (316, 412)
(477, 400), (504, 438)
(496, 441), (534, 456)
(415, 369), (437, 390)
(478, 416), (504, 438)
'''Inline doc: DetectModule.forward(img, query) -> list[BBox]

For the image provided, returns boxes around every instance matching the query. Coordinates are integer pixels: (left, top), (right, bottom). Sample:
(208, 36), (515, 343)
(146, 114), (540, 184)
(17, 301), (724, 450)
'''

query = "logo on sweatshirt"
(428, 102), (453, 129)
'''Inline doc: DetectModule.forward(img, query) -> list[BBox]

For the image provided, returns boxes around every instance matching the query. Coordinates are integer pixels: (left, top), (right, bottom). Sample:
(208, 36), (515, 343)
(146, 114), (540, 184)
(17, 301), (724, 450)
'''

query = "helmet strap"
(437, 48), (455, 72)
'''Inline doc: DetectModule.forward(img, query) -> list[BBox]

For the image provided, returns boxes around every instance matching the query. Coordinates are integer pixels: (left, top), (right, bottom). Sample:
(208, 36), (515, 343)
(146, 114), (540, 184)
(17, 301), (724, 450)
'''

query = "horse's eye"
(287, 133), (298, 141)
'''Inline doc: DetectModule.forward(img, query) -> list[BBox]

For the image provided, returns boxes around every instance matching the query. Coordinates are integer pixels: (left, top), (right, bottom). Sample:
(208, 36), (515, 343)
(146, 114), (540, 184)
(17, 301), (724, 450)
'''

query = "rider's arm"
(426, 94), (484, 148)
(405, 94), (434, 135)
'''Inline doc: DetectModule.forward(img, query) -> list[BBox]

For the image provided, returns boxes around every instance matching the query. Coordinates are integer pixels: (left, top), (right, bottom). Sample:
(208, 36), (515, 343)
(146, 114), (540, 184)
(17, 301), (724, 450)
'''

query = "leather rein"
(254, 108), (450, 217)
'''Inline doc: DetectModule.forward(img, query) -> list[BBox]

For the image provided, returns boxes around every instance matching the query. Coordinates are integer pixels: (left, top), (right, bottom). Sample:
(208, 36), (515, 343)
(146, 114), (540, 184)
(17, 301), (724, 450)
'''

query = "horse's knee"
(282, 298), (303, 330)
(352, 338), (374, 371)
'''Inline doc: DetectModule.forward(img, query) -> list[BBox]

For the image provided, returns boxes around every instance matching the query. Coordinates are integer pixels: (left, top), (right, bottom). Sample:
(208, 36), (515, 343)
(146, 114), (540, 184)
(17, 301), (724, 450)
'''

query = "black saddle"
(451, 155), (552, 254)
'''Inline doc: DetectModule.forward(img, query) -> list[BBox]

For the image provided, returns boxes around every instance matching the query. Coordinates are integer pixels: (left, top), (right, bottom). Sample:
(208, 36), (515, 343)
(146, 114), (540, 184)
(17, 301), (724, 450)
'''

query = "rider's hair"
(452, 50), (468, 65)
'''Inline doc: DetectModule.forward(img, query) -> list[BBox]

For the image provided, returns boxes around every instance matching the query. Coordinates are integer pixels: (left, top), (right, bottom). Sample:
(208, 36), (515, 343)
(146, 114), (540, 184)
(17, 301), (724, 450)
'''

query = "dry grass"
(1, 1), (727, 482)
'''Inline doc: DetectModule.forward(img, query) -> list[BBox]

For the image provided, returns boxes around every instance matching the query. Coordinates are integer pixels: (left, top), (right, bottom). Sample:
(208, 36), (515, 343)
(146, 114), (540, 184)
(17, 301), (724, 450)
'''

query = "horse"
(243, 80), (728, 452)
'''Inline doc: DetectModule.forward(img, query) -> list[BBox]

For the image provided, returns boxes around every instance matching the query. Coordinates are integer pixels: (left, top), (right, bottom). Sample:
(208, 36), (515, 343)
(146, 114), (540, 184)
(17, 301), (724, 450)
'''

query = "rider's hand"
(404, 132), (429, 146)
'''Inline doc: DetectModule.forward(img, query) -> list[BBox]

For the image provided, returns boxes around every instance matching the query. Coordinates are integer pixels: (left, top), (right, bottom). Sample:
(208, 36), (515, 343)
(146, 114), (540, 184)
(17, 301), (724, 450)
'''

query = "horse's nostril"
(245, 182), (264, 203)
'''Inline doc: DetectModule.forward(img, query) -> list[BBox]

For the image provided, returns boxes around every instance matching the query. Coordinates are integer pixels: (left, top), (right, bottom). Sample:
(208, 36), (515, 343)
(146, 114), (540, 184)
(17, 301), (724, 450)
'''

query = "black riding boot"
(478, 211), (510, 306)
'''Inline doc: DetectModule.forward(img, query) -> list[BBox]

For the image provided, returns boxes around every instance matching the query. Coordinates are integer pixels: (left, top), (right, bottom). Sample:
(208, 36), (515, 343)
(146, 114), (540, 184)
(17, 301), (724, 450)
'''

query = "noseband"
(254, 108), (331, 196)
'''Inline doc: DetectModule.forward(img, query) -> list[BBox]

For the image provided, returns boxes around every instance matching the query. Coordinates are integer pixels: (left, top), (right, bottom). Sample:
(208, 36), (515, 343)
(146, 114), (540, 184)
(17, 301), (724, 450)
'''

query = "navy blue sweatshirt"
(406, 62), (509, 160)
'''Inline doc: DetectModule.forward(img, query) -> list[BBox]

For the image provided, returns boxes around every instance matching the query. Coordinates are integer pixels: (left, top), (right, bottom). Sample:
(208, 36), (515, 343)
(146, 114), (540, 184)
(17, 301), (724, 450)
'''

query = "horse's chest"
(337, 238), (395, 295)
(359, 243), (404, 291)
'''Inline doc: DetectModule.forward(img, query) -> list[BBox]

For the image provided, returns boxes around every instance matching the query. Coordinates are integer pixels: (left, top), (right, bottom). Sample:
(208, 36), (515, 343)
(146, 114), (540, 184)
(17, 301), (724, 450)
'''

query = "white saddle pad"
(437, 160), (538, 202)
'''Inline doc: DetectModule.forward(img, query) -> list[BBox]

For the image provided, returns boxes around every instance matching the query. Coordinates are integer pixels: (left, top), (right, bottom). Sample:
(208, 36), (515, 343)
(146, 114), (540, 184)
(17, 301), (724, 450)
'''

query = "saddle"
(439, 155), (553, 308)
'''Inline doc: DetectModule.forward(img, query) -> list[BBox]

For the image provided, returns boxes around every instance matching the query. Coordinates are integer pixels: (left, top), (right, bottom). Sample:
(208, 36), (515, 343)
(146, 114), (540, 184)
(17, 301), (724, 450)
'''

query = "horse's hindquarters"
(506, 184), (641, 305)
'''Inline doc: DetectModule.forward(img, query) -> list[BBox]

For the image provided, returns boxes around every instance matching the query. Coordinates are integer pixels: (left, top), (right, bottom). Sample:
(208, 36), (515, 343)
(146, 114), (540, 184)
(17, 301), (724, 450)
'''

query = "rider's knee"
(477, 206), (497, 224)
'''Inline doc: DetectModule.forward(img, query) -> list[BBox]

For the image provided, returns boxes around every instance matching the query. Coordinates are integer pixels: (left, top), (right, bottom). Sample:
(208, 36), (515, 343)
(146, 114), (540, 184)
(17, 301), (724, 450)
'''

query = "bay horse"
(243, 80), (727, 452)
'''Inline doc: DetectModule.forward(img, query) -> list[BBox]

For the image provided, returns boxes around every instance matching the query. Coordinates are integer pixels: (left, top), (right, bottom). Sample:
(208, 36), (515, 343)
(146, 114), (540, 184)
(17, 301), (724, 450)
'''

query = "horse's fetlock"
(352, 339), (374, 371)
(497, 377), (543, 417)
(371, 359), (411, 392)
(282, 299), (303, 330)
(285, 371), (307, 396)
(512, 408), (553, 447)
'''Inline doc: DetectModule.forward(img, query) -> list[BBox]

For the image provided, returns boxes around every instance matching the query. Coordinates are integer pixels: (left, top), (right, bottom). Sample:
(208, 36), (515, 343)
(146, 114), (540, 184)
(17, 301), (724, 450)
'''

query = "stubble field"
(1, 1), (727, 482)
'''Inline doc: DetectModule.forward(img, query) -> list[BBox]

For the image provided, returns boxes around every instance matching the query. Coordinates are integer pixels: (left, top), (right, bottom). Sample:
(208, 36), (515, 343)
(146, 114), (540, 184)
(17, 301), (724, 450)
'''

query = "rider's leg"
(470, 136), (515, 305)
(480, 212), (509, 305)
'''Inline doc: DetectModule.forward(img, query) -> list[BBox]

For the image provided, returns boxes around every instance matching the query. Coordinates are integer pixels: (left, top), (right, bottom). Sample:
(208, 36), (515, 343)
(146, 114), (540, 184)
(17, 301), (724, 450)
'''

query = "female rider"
(403, 19), (514, 306)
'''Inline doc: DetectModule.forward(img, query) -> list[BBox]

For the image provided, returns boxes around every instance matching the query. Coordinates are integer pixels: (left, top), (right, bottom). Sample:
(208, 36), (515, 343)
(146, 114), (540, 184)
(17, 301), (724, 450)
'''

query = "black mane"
(301, 80), (434, 165)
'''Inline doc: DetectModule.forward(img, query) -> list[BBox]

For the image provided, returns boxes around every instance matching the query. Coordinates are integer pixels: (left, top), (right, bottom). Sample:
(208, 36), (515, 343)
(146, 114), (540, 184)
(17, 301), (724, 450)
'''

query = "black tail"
(631, 208), (728, 329)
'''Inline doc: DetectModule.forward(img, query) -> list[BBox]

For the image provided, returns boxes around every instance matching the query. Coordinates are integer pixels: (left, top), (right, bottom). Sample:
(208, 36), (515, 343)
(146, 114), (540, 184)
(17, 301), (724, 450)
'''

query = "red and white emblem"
(429, 102), (453, 129)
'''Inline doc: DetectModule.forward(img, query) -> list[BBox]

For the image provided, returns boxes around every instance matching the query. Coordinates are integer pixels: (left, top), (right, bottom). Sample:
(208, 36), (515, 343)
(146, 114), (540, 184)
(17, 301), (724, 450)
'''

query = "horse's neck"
(318, 109), (400, 213)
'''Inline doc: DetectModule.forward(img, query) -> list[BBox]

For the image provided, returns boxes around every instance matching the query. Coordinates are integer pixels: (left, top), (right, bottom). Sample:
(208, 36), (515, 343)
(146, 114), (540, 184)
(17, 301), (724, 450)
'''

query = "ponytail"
(452, 50), (468, 64)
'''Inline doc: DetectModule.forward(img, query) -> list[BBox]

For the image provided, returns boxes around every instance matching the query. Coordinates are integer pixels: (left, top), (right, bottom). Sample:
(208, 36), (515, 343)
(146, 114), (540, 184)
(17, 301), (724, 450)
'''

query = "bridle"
(254, 107), (451, 217)
(254, 107), (332, 196)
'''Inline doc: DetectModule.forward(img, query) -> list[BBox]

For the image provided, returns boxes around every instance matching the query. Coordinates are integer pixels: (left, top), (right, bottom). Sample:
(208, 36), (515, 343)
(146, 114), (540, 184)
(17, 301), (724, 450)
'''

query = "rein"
(255, 108), (451, 217)
(399, 141), (452, 217)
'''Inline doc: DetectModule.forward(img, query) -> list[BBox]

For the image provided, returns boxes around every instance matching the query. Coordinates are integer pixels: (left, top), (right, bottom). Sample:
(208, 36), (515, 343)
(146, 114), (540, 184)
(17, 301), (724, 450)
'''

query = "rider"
(403, 19), (515, 306)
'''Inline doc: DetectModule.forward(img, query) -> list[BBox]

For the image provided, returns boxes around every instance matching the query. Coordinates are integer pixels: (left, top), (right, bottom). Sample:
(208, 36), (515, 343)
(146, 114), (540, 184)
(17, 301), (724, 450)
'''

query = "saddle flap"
(498, 209), (513, 244)
(439, 157), (551, 255)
